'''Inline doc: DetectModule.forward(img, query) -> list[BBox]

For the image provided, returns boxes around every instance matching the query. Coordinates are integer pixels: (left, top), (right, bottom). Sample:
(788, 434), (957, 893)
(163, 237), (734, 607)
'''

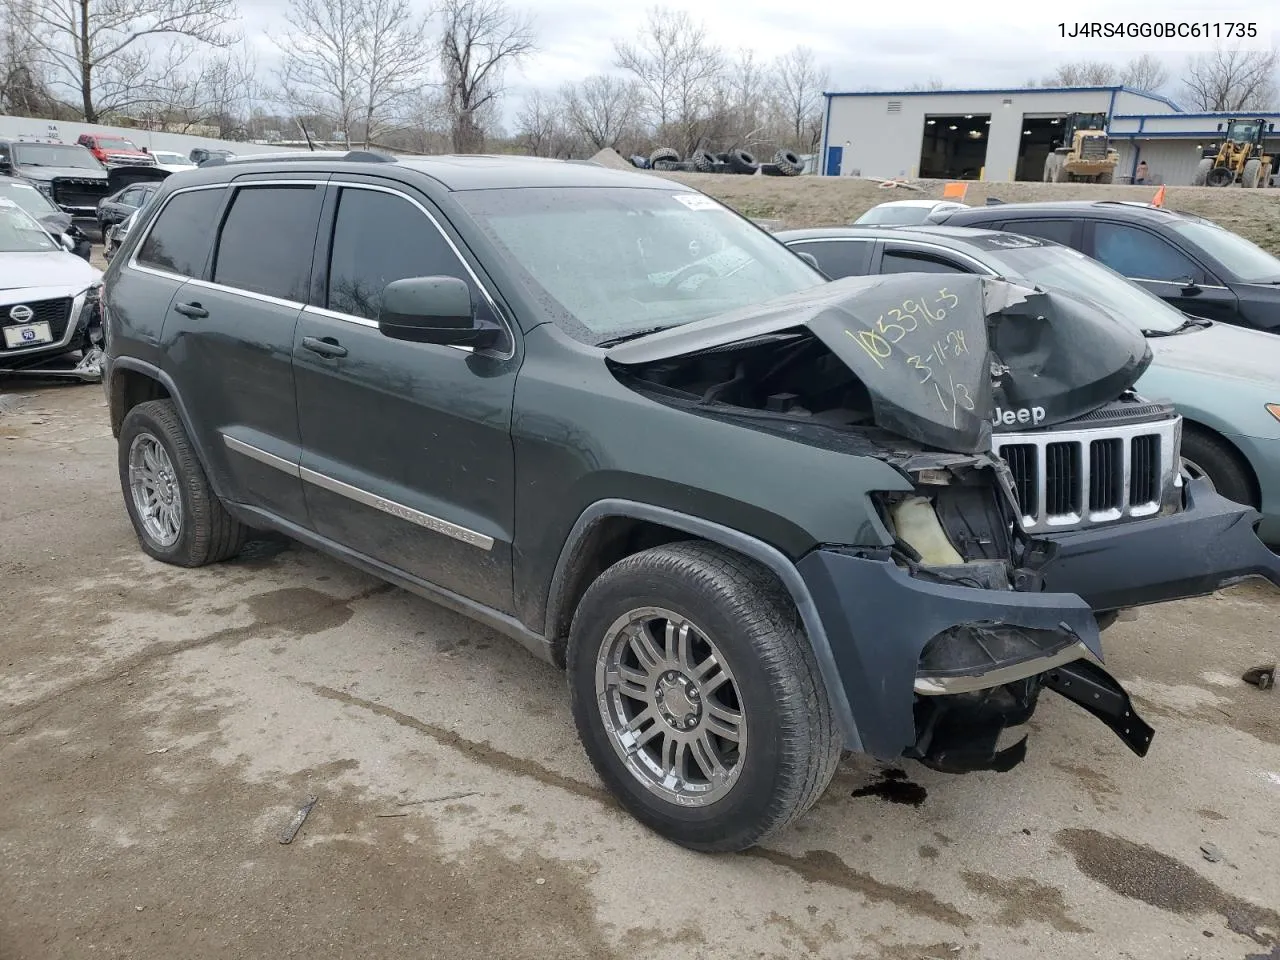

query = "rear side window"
(880, 250), (970, 274)
(1003, 219), (1076, 246)
(327, 187), (474, 320)
(1092, 222), (1202, 282)
(136, 188), (225, 278)
(212, 185), (322, 301)
(787, 239), (873, 279)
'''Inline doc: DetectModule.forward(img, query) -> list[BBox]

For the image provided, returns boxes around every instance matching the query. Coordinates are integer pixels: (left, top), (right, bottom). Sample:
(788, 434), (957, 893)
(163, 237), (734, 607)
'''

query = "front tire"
(118, 400), (247, 566)
(567, 541), (842, 852)
(1242, 159), (1261, 189)
(1192, 158), (1212, 186)
(1181, 427), (1256, 508)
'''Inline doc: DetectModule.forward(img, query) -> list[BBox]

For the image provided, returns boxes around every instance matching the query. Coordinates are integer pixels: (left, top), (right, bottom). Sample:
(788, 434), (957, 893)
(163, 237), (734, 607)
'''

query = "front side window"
(454, 186), (824, 344)
(1092, 222), (1201, 282)
(325, 187), (503, 343)
(1167, 218), (1280, 283)
(136, 188), (226, 278)
(212, 185), (322, 301)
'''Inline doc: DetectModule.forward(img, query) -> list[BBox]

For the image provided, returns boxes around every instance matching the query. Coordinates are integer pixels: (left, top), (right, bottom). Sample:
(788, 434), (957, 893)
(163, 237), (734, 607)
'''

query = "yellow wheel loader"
(1192, 118), (1275, 188)
(1042, 113), (1120, 184)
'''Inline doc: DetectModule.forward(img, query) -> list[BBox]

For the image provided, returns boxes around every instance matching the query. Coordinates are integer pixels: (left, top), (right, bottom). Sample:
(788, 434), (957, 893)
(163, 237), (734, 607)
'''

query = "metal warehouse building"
(818, 86), (1280, 185)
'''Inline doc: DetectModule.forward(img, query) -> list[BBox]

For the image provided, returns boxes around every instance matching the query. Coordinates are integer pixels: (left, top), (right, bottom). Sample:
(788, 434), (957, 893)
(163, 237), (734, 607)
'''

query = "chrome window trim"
(786, 237), (876, 245)
(221, 433), (495, 551)
(1128, 277), (1229, 290)
(878, 239), (995, 275)
(317, 180), (516, 360)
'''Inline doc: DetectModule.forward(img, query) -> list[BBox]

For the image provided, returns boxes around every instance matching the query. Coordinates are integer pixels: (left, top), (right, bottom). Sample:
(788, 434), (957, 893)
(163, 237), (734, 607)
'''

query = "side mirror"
(795, 251), (820, 270)
(1176, 276), (1202, 295)
(59, 234), (75, 252)
(377, 276), (499, 349)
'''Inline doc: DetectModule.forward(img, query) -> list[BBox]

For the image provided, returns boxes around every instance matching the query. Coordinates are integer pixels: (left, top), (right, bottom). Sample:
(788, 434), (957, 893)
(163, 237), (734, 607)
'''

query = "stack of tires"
(636, 147), (804, 176)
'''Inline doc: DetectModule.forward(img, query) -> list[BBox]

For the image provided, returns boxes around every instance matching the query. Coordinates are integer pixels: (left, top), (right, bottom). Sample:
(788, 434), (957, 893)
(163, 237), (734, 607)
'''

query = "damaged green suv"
(101, 153), (1280, 852)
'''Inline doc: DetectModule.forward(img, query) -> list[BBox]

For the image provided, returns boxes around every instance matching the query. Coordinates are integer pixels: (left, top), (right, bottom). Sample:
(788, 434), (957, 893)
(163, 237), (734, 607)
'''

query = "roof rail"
(203, 149), (396, 167)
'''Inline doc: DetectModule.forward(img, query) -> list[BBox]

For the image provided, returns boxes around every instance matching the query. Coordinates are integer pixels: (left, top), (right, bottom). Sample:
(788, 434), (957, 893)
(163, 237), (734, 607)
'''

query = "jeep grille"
(992, 417), (1181, 532)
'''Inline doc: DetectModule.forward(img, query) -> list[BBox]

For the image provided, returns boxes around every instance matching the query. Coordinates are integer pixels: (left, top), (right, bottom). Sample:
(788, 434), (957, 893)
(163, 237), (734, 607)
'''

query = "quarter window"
(136, 188), (225, 278)
(212, 185), (322, 301)
(326, 187), (495, 332)
(1092, 222), (1201, 282)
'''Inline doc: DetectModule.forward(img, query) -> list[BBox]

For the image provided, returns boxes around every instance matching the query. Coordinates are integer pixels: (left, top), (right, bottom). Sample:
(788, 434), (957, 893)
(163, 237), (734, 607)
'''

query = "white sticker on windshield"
(9, 182), (36, 191)
(0, 197), (15, 207)
(672, 193), (721, 211)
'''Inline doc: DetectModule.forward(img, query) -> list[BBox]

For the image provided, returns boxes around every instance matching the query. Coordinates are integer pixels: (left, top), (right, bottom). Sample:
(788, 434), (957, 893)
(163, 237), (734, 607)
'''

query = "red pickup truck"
(75, 134), (156, 168)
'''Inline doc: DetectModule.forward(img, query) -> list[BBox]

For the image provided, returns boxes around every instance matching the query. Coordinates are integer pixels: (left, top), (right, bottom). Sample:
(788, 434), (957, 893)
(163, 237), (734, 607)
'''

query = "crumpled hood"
(0, 252), (101, 294)
(15, 166), (107, 182)
(608, 274), (1151, 453)
(1148, 321), (1280, 384)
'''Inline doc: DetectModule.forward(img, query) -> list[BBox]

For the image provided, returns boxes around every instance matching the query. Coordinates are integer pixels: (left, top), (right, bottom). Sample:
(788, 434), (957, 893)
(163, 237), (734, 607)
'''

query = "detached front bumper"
(797, 550), (1110, 761)
(1035, 478), (1280, 612)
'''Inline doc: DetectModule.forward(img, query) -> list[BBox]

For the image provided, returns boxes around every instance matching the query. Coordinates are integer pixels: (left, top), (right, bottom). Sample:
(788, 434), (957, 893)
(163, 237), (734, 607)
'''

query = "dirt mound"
(589, 147), (635, 171)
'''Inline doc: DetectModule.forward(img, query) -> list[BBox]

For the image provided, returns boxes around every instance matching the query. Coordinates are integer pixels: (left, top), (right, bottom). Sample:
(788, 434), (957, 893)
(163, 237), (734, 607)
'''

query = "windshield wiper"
(597, 326), (675, 347)
(1141, 317), (1211, 337)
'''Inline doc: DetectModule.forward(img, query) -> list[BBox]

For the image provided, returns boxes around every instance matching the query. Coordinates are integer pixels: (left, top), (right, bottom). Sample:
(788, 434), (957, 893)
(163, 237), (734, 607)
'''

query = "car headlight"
(85, 282), (104, 303)
(35, 182), (54, 199)
(1268, 403), (1280, 423)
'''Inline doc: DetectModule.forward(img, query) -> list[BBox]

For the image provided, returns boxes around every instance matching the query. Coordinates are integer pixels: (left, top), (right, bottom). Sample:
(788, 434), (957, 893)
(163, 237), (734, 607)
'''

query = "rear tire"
(567, 541), (842, 852)
(118, 400), (247, 567)
(1192, 158), (1213, 186)
(727, 148), (758, 174)
(1180, 427), (1257, 508)
(690, 149), (717, 173)
(773, 149), (803, 176)
(1206, 166), (1234, 187)
(1242, 159), (1261, 189)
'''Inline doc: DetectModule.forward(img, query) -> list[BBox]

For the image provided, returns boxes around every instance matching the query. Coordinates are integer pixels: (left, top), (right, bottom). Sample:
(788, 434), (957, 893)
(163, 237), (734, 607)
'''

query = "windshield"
(455, 187), (824, 343)
(152, 152), (191, 165)
(1167, 218), (1280, 283)
(1227, 121), (1259, 142)
(855, 205), (935, 225)
(13, 142), (102, 170)
(0, 199), (57, 252)
(0, 179), (59, 215)
(979, 241), (1188, 333)
(96, 137), (138, 151)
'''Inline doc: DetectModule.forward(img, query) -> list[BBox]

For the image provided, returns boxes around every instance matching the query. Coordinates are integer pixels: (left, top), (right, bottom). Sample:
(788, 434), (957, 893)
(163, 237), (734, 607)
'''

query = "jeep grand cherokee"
(100, 152), (1280, 852)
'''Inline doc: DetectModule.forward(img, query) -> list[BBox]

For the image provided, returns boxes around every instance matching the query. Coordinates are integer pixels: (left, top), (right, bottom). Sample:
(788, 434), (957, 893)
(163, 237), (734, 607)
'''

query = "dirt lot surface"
(664, 173), (1280, 255)
(3, 382), (1280, 960)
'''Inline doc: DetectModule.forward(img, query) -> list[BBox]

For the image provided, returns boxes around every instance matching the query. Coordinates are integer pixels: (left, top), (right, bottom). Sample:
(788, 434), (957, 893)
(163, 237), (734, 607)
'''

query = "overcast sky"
(238, 0), (1278, 122)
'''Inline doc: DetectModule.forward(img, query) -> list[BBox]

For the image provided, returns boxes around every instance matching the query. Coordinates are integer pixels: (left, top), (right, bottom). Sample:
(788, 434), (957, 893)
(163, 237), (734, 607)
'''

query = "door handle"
(173, 301), (208, 319)
(302, 335), (348, 358)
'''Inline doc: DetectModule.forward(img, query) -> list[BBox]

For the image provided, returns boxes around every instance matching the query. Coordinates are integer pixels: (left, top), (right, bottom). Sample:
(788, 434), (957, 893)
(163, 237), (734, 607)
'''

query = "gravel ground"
(2, 381), (1279, 960)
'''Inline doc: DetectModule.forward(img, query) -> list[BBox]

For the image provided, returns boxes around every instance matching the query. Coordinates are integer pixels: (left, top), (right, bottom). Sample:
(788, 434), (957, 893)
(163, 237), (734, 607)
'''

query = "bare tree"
(5, 0), (239, 123)
(1182, 45), (1278, 111)
(1045, 60), (1118, 86)
(614, 6), (723, 153)
(277, 0), (431, 148)
(906, 76), (947, 91)
(143, 41), (257, 137)
(437, 0), (536, 153)
(514, 88), (573, 156)
(1118, 53), (1169, 93)
(562, 74), (640, 151)
(1, 0), (58, 117)
(770, 45), (828, 152)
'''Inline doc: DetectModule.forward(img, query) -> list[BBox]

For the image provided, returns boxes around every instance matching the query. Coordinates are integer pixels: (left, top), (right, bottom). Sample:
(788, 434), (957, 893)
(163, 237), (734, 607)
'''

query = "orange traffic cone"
(1152, 185), (1166, 207)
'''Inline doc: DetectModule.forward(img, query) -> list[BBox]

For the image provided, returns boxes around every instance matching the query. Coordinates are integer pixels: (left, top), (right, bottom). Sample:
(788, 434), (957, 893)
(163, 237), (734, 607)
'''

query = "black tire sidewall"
(118, 404), (202, 564)
(568, 560), (798, 849)
(1181, 430), (1255, 507)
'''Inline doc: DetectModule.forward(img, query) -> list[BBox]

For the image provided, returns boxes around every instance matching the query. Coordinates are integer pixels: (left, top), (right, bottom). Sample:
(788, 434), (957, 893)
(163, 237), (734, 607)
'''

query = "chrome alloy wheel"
(595, 607), (746, 806)
(128, 433), (183, 547)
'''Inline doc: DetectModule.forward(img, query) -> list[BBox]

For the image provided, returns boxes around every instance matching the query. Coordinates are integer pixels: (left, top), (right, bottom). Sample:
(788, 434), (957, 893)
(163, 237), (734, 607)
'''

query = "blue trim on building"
(820, 94), (832, 177)
(1106, 88), (1117, 133)
(1115, 111), (1280, 119)
(1110, 130), (1277, 138)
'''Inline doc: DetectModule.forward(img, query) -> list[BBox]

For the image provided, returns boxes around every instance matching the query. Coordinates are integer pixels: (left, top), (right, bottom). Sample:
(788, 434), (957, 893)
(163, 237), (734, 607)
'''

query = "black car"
(929, 200), (1280, 333)
(97, 182), (160, 232)
(100, 151), (1280, 851)
(0, 174), (92, 259)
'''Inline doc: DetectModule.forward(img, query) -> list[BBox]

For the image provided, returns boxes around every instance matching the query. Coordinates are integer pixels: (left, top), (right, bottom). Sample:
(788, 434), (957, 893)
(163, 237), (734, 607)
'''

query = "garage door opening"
(1017, 116), (1065, 180)
(919, 114), (991, 179)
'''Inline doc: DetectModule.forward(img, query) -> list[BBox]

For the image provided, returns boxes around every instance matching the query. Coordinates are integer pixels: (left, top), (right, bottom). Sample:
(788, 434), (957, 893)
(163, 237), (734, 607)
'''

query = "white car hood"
(0, 251), (101, 297)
